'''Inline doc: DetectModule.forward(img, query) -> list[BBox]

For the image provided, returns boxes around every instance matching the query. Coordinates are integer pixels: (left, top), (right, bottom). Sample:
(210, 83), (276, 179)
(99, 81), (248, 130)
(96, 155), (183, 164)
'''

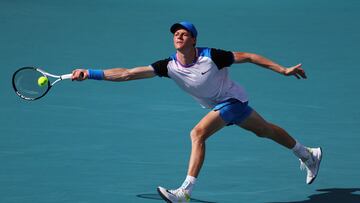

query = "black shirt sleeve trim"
(151, 58), (170, 78)
(210, 48), (234, 70)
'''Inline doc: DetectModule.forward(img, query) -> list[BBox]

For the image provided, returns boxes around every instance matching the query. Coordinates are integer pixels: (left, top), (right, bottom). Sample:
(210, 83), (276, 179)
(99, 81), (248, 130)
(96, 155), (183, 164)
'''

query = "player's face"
(173, 29), (196, 50)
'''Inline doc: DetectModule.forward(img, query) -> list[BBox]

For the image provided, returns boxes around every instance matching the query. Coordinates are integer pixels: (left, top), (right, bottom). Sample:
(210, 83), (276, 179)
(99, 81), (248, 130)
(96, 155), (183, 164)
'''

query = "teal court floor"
(1, 0), (359, 202)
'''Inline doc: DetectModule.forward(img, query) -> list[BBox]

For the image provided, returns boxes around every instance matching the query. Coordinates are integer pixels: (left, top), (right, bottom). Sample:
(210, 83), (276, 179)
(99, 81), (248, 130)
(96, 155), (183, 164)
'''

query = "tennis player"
(72, 21), (322, 203)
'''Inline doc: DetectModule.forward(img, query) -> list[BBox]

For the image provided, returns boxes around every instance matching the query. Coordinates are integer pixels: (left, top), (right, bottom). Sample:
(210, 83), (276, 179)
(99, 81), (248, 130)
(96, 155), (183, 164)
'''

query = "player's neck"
(176, 47), (197, 66)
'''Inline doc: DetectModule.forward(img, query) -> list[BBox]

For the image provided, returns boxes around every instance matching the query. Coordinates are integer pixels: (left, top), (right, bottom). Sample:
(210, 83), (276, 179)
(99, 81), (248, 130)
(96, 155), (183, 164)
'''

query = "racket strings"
(12, 68), (49, 100)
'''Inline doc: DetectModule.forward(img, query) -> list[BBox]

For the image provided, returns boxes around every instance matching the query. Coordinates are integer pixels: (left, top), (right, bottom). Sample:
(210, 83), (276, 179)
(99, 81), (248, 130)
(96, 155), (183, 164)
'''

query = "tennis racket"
(12, 67), (76, 101)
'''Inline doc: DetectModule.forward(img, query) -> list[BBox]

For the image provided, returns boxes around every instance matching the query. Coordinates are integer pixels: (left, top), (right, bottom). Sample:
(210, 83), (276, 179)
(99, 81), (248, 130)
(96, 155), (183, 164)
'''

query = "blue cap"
(170, 21), (198, 38)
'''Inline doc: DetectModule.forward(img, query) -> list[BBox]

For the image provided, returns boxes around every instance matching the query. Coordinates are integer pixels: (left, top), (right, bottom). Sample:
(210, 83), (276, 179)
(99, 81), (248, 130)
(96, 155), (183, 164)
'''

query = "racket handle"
(61, 74), (73, 80)
(61, 72), (85, 80)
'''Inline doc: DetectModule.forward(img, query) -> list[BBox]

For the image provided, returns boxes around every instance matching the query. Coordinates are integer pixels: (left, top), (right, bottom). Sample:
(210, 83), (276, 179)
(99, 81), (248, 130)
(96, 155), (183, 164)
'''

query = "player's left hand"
(284, 64), (307, 79)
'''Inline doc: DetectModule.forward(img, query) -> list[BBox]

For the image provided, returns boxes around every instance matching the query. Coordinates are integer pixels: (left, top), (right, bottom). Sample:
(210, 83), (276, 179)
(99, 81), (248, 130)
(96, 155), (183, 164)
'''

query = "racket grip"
(62, 72), (85, 80)
(61, 74), (73, 80)
(62, 71), (86, 80)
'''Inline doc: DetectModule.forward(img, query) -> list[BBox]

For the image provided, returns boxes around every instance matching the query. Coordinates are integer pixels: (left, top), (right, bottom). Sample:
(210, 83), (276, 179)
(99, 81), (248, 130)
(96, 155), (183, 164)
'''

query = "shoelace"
(299, 155), (315, 176)
(169, 189), (186, 198)
(299, 159), (307, 170)
(169, 188), (191, 202)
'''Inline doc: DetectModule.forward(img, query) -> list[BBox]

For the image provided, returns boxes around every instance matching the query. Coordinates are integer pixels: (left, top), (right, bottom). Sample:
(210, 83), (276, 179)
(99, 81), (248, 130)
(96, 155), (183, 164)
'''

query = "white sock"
(292, 140), (311, 161)
(180, 175), (197, 194)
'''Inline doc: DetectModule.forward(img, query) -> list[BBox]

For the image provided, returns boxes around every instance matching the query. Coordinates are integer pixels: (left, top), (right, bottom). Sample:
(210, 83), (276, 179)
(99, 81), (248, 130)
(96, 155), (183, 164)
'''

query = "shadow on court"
(136, 193), (216, 203)
(268, 188), (360, 203)
(137, 188), (360, 203)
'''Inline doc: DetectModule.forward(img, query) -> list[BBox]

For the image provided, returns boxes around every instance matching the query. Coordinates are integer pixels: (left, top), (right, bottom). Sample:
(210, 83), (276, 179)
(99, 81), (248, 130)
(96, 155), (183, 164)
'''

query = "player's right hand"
(72, 69), (88, 81)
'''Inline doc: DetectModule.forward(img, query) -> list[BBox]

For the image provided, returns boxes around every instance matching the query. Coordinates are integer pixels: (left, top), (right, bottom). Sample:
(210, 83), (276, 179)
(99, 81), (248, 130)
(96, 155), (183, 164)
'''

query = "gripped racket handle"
(61, 72), (84, 80)
(61, 74), (73, 80)
(79, 72), (84, 80)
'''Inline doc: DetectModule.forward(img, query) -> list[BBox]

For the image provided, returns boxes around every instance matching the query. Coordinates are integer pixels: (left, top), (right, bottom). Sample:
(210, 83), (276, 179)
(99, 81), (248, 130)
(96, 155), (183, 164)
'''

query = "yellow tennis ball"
(37, 76), (48, 86)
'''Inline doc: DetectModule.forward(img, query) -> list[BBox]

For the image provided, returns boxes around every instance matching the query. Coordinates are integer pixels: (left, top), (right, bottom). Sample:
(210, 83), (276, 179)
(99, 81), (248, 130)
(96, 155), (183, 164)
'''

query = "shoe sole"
(307, 147), (323, 185)
(157, 187), (172, 203)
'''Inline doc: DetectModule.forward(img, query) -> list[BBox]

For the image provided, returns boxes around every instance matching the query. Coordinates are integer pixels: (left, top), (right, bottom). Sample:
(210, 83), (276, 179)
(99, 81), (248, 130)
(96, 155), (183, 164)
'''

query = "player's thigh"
(236, 110), (270, 135)
(192, 110), (227, 140)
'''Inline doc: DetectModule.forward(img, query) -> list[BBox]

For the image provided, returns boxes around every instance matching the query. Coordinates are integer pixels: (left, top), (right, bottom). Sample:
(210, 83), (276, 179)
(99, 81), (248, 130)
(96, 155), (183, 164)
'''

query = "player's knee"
(190, 127), (206, 143)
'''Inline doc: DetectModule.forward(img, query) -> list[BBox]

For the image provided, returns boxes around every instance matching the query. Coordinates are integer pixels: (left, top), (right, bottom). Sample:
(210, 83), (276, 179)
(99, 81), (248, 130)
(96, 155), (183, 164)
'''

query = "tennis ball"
(37, 76), (48, 86)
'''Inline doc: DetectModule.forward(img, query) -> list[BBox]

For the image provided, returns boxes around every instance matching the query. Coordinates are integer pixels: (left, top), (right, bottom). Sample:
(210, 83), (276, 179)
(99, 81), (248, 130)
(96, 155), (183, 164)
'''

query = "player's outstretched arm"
(233, 52), (307, 79)
(72, 66), (156, 81)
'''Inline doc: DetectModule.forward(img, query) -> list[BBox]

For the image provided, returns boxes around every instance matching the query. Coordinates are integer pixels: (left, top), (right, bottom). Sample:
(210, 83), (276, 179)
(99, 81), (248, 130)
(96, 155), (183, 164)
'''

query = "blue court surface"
(1, 0), (360, 202)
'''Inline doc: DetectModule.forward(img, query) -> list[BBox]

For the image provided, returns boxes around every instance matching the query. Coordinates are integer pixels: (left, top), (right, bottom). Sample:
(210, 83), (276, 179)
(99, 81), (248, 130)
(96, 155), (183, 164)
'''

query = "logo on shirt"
(201, 69), (211, 75)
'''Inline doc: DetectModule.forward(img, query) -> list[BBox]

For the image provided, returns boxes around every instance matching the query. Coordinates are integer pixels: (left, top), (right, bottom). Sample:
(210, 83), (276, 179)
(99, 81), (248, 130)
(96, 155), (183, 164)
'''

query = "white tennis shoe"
(299, 147), (322, 184)
(157, 186), (191, 203)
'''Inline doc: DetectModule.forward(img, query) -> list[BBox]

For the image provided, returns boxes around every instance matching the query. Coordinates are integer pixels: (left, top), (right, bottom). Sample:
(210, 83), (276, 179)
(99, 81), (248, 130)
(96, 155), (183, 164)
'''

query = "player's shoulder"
(197, 47), (211, 58)
(197, 47), (233, 58)
(197, 47), (234, 69)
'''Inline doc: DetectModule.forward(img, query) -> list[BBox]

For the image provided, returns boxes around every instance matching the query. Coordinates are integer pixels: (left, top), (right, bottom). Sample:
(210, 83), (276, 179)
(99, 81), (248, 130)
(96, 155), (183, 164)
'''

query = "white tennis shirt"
(150, 47), (248, 109)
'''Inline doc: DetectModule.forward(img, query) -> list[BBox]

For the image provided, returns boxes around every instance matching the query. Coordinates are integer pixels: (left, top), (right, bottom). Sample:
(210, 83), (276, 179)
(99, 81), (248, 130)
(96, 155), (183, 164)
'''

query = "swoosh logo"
(201, 69), (211, 75)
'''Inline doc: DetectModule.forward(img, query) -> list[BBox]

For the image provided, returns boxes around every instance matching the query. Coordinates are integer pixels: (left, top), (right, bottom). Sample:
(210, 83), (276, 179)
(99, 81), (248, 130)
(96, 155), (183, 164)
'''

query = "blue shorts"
(213, 99), (253, 126)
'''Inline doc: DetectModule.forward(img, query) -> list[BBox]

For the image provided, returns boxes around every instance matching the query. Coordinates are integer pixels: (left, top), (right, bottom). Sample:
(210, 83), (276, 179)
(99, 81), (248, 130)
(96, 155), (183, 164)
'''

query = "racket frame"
(12, 67), (72, 101)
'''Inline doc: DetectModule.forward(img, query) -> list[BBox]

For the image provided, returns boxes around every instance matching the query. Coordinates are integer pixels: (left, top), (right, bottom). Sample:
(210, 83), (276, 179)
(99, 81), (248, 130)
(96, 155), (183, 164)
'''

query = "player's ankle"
(180, 175), (197, 194)
(292, 140), (310, 160)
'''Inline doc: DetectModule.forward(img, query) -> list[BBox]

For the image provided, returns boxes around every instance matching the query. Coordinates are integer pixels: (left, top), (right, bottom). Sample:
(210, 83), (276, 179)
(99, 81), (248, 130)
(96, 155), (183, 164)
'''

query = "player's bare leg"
(237, 110), (322, 184)
(188, 110), (227, 177)
(158, 110), (226, 202)
(237, 110), (296, 148)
